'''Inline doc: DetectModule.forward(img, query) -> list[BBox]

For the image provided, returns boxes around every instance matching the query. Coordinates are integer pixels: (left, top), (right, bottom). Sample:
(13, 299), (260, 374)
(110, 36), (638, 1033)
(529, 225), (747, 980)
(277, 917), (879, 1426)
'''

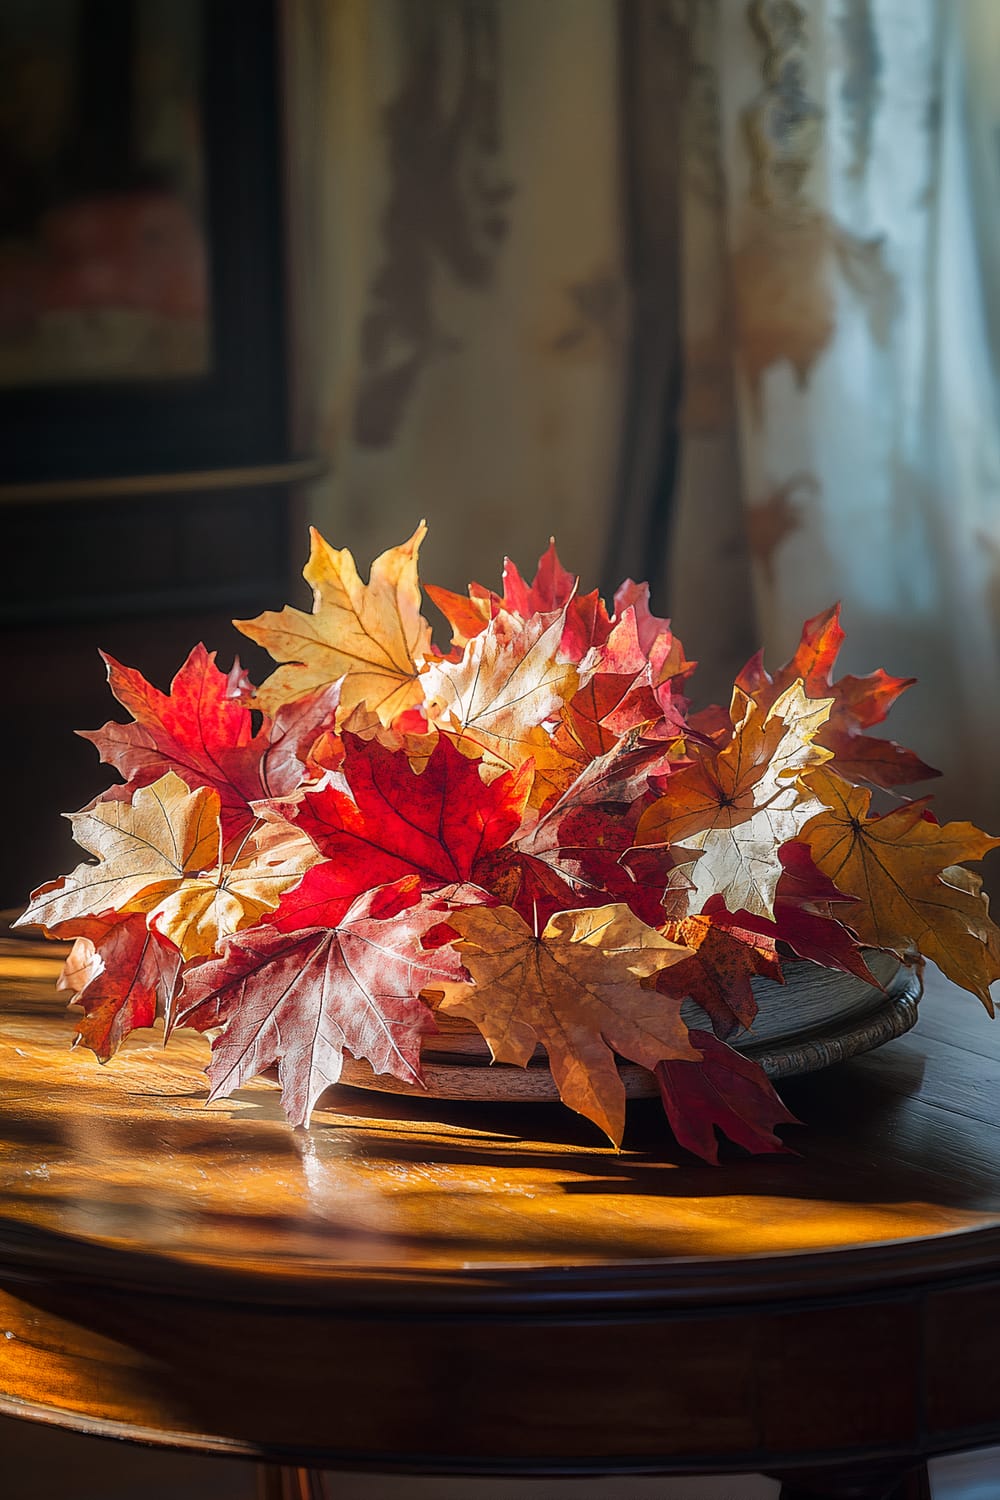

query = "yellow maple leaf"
(421, 608), (578, 791)
(801, 767), (1000, 1009)
(17, 772), (219, 935)
(436, 903), (695, 1145)
(235, 524), (433, 725)
(636, 680), (833, 919)
(151, 814), (318, 959)
(16, 775), (315, 962)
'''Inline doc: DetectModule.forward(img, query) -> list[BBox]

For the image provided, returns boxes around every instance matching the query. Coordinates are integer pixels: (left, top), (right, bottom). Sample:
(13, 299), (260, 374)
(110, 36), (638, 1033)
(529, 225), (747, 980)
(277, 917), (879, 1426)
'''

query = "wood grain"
(0, 923), (999, 1484)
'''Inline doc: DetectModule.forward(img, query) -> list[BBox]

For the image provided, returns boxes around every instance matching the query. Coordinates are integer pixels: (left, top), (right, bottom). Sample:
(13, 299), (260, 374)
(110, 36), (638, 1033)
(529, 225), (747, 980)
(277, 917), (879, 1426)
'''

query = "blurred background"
(2, 3), (1000, 1494)
(4, 0), (1000, 901)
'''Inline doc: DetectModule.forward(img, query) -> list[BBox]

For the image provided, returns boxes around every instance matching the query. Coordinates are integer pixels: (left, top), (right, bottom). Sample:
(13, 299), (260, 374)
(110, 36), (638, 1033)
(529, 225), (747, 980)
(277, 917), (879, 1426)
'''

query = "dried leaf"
(737, 604), (938, 787)
(422, 607), (578, 783)
(656, 910), (783, 1038)
(637, 681), (833, 918)
(501, 540), (578, 615)
(424, 582), (495, 650)
(558, 614), (667, 763)
(502, 543), (611, 659)
(801, 768), (1000, 1009)
(61, 915), (182, 1059)
(611, 580), (695, 686)
(16, 772), (220, 935)
(150, 815), (317, 959)
(655, 1030), (799, 1163)
(81, 645), (342, 834)
(287, 731), (531, 919)
(236, 524), (432, 724)
(174, 884), (467, 1125)
(704, 843), (878, 985)
(438, 903), (695, 1145)
(57, 935), (105, 996)
(483, 735), (686, 928)
(15, 774), (316, 962)
(427, 540), (611, 660)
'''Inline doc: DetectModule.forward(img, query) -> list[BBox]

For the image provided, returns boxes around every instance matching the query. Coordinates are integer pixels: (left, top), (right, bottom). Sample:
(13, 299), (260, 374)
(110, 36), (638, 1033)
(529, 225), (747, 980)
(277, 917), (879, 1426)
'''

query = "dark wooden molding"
(0, 458), (325, 507)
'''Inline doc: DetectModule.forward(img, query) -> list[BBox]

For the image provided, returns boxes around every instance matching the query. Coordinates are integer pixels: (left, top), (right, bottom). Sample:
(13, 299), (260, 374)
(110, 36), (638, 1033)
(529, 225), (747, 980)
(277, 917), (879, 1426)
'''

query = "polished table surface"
(1, 925), (999, 1493)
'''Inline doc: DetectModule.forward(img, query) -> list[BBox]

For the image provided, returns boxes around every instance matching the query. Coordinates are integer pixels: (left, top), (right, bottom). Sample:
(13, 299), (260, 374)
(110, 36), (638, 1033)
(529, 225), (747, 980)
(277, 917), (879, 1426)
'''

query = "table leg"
(256, 1465), (330, 1500)
(774, 1460), (931, 1499)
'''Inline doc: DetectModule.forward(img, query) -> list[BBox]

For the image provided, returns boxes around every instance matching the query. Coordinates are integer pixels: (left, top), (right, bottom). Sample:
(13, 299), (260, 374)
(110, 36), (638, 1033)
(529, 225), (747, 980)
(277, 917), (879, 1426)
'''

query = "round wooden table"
(1, 926), (999, 1500)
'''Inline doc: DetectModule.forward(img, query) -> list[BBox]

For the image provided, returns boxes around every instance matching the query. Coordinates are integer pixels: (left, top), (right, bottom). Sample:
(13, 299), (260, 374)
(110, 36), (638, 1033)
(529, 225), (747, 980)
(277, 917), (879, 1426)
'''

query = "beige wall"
(283, 0), (629, 601)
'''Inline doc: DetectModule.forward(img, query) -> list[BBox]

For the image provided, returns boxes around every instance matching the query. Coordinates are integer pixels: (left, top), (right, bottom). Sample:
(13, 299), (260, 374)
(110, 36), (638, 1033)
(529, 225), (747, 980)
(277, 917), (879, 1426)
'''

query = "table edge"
(5, 1387), (1000, 1479)
(2, 1213), (1000, 1311)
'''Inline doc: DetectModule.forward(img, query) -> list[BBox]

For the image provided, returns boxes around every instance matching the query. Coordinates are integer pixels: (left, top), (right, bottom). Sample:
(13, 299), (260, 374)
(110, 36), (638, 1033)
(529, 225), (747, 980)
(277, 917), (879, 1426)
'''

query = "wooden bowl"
(336, 951), (922, 1103)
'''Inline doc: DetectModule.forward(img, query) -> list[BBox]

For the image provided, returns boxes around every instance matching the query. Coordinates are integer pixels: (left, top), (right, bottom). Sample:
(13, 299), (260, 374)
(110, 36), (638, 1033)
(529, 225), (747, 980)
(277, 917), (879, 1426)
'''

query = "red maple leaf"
(557, 588), (614, 660)
(57, 913), (183, 1059)
(611, 579), (695, 687)
(426, 541), (612, 660)
(736, 604), (938, 788)
(655, 911), (783, 1038)
(286, 732), (532, 918)
(558, 669), (662, 762)
(655, 1029), (799, 1162)
(174, 882), (468, 1125)
(501, 543), (612, 658)
(560, 610), (689, 762)
(502, 540), (576, 612)
(81, 645), (342, 832)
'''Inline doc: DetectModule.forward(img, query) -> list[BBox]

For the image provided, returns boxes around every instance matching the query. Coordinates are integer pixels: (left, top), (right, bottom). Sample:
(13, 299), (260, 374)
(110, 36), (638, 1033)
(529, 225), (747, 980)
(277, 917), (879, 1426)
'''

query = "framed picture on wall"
(0, 0), (288, 484)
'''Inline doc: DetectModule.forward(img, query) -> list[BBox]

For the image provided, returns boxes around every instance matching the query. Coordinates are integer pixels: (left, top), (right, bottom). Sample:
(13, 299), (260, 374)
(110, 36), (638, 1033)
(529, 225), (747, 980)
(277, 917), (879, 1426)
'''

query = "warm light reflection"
(0, 957), (65, 980)
(3, 940), (1000, 1281)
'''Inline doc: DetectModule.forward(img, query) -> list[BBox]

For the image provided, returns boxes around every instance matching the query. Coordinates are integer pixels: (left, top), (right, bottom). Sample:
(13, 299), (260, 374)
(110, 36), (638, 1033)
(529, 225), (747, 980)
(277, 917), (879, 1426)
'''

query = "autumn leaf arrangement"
(16, 524), (1000, 1162)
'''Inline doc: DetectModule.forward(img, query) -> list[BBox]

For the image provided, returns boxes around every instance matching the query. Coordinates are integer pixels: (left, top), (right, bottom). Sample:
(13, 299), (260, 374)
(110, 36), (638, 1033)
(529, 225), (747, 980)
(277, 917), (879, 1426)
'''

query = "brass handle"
(0, 457), (326, 506)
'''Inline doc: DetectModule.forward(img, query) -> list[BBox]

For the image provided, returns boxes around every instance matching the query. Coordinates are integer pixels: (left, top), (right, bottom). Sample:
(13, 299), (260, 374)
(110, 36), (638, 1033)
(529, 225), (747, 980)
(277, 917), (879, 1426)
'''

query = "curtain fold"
(602, 0), (685, 597)
(668, 0), (1000, 829)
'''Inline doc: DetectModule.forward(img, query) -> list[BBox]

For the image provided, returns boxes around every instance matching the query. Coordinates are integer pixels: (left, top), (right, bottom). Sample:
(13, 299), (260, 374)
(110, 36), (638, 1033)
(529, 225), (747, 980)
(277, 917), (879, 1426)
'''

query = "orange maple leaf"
(437, 903), (695, 1145)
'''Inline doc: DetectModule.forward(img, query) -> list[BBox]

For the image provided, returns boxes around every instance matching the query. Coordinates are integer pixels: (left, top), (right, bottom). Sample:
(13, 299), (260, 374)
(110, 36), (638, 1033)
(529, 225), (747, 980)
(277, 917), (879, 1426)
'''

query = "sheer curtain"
(668, 0), (1000, 829)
